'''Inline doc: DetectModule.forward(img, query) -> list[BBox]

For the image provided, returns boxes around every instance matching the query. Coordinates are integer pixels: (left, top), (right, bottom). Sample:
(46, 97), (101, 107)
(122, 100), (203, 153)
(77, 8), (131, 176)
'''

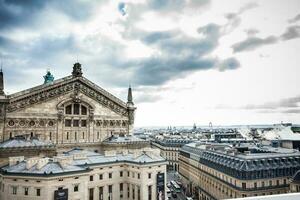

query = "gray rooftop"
(0, 137), (55, 149)
(1, 148), (166, 176)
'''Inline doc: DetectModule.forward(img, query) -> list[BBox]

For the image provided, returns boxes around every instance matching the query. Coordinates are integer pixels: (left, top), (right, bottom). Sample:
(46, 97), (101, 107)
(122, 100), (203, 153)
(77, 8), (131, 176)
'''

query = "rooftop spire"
(72, 62), (83, 77)
(127, 85), (133, 105)
(0, 65), (4, 95)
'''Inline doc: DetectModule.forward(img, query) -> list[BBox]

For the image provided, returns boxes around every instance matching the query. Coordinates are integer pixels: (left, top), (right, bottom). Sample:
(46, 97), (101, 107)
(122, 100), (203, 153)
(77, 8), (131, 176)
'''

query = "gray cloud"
(0, 0), (99, 30)
(282, 109), (300, 114)
(232, 36), (278, 53)
(243, 95), (300, 110)
(244, 28), (260, 36)
(0, 0), (241, 93)
(280, 25), (300, 41)
(288, 13), (300, 23)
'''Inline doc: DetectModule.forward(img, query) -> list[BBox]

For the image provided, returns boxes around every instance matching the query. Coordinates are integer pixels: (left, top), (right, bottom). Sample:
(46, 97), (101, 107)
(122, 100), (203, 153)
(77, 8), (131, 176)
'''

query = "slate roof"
(0, 137), (55, 149)
(1, 148), (166, 176)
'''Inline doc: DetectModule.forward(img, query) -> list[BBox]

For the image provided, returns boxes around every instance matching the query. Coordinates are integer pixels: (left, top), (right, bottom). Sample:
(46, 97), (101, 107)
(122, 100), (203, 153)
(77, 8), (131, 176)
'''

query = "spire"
(0, 63), (4, 95)
(127, 85), (133, 105)
(43, 69), (54, 84)
(72, 62), (83, 77)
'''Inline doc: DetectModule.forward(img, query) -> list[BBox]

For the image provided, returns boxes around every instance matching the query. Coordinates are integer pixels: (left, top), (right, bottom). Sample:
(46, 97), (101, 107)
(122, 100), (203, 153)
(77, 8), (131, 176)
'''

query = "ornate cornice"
(6, 77), (128, 117)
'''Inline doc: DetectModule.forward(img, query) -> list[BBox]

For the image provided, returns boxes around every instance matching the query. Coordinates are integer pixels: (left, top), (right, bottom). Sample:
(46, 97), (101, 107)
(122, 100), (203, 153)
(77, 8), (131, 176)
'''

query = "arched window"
(65, 103), (88, 115)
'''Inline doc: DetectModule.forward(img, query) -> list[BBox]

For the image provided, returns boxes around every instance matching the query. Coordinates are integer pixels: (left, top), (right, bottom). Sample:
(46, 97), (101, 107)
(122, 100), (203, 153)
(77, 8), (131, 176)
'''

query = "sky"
(0, 0), (300, 127)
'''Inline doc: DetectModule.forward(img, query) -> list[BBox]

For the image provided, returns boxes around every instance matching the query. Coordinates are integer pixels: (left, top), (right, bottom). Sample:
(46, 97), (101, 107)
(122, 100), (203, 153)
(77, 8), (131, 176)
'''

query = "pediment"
(6, 76), (128, 116)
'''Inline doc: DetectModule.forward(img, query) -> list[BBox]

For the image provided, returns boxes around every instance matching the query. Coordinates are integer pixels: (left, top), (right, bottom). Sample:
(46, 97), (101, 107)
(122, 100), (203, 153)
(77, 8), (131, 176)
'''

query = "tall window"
(36, 188), (41, 196)
(120, 183), (123, 198)
(66, 105), (72, 114)
(74, 103), (80, 115)
(99, 187), (103, 200)
(148, 185), (152, 200)
(108, 185), (113, 200)
(81, 105), (87, 115)
(89, 188), (94, 200)
(24, 187), (29, 195)
(12, 186), (17, 195)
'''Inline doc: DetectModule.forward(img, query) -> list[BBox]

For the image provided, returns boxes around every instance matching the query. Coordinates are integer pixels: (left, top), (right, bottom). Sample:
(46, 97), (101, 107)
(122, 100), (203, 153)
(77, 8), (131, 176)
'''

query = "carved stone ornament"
(6, 81), (128, 117)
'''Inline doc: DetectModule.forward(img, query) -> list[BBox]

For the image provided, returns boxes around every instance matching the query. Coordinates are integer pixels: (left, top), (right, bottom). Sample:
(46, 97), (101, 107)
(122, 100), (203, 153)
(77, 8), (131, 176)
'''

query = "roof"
(181, 142), (300, 171)
(292, 170), (300, 183)
(103, 135), (148, 144)
(0, 137), (55, 149)
(1, 148), (166, 177)
(262, 126), (300, 141)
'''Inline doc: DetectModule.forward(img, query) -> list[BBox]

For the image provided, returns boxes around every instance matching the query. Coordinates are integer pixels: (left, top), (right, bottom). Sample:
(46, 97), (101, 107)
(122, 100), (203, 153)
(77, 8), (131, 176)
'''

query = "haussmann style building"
(179, 142), (300, 200)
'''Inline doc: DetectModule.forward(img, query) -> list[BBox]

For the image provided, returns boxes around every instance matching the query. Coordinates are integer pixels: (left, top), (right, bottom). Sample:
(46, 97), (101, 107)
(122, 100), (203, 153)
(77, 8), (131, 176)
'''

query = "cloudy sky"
(0, 0), (300, 127)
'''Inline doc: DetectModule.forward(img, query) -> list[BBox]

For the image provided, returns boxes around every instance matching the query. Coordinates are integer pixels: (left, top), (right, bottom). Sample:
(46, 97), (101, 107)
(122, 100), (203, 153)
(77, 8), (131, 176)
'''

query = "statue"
(72, 62), (83, 77)
(43, 70), (54, 84)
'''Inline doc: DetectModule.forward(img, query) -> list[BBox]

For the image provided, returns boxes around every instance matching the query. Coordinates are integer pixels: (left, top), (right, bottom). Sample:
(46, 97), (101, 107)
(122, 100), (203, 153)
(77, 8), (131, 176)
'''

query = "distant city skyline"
(0, 0), (299, 126)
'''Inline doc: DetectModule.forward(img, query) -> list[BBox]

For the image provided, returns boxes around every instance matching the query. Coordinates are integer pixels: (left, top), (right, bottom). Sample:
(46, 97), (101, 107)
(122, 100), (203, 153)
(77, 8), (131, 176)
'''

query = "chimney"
(26, 157), (39, 169)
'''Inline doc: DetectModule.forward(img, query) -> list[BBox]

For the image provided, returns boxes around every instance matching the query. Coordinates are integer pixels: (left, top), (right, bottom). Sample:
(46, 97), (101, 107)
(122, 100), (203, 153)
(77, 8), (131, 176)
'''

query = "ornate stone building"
(0, 63), (136, 152)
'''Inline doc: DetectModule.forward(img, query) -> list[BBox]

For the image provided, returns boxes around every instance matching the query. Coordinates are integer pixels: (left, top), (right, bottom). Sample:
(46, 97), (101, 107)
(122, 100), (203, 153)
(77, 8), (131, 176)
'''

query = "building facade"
(0, 148), (167, 200)
(179, 143), (300, 200)
(151, 139), (192, 171)
(0, 63), (136, 152)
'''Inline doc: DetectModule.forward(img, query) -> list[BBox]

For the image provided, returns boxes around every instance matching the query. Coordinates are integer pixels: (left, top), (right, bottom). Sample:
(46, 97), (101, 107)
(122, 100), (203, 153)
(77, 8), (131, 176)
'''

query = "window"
(74, 103), (80, 115)
(66, 105), (72, 114)
(284, 179), (287, 185)
(128, 185), (130, 198)
(89, 188), (94, 200)
(49, 132), (52, 140)
(82, 132), (85, 139)
(65, 119), (72, 127)
(120, 171), (123, 177)
(254, 182), (257, 188)
(120, 183), (123, 198)
(148, 173), (151, 179)
(81, 105), (87, 115)
(74, 185), (79, 192)
(138, 173), (140, 179)
(138, 186), (140, 200)
(75, 132), (77, 140)
(109, 172), (112, 179)
(277, 180), (279, 186)
(242, 182), (246, 189)
(262, 181), (265, 187)
(24, 187), (29, 195)
(81, 120), (87, 127)
(66, 132), (69, 140)
(90, 175), (93, 181)
(133, 186), (135, 199)
(99, 187), (103, 200)
(12, 186), (17, 195)
(148, 185), (152, 200)
(128, 171), (130, 177)
(269, 180), (272, 186)
(73, 120), (79, 127)
(99, 174), (103, 180)
(108, 185), (113, 200)
(36, 188), (41, 196)
(97, 132), (100, 139)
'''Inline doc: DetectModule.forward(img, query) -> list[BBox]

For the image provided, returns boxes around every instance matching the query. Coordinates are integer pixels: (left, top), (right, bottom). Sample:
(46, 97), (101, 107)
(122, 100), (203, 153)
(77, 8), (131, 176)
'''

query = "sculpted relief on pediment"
(6, 80), (128, 117)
